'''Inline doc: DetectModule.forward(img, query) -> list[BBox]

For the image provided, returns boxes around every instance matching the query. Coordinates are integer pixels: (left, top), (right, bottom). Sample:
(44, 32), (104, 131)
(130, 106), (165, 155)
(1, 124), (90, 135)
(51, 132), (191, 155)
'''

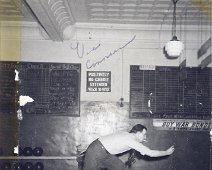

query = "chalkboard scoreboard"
(0, 61), (81, 116)
(130, 65), (211, 119)
(0, 61), (17, 114)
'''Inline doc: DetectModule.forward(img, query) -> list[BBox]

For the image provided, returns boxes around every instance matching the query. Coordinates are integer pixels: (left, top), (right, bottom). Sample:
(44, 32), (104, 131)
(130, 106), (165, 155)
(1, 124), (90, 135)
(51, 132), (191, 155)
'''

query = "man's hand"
(166, 146), (175, 155)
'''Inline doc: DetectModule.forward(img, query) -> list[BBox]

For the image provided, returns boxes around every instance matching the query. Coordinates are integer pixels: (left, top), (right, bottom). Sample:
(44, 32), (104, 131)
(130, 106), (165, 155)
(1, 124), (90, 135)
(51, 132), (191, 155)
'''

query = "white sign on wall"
(153, 119), (211, 131)
(87, 71), (111, 92)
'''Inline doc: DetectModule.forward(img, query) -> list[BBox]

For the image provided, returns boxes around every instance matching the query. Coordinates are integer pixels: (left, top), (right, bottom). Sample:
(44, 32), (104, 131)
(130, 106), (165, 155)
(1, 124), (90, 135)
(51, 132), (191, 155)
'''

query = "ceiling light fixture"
(165, 0), (184, 58)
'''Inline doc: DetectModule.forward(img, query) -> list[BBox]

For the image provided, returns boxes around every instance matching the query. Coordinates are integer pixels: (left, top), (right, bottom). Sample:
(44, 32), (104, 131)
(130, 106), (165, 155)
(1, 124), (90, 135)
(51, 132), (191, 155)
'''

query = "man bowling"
(83, 124), (174, 170)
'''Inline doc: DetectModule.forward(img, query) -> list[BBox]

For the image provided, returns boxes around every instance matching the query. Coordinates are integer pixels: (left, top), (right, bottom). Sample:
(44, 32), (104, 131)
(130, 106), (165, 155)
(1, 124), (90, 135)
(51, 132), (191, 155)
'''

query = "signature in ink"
(70, 42), (101, 58)
(70, 42), (84, 58)
(87, 43), (101, 55)
(86, 35), (136, 69)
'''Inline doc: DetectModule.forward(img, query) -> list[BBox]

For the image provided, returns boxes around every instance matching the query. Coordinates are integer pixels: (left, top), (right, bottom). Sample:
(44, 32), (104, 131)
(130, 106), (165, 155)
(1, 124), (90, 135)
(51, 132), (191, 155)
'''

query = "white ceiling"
(69, 0), (211, 25)
(0, 0), (211, 41)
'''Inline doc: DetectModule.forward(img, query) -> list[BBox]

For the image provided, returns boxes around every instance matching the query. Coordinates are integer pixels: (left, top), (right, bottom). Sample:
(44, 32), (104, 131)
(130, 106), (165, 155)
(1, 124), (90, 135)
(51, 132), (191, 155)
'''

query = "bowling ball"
(34, 162), (44, 170)
(33, 147), (43, 156)
(13, 162), (24, 170)
(23, 162), (34, 170)
(2, 162), (11, 170)
(23, 147), (33, 156)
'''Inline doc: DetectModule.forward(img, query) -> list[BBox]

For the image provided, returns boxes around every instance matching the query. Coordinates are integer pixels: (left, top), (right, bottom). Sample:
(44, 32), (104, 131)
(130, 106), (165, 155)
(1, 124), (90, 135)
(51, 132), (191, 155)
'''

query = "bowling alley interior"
(0, 0), (211, 170)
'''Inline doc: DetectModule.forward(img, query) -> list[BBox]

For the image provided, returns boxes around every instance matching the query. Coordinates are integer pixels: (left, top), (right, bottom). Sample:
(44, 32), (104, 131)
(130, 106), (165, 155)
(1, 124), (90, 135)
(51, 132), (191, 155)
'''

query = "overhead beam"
(24, 0), (75, 41)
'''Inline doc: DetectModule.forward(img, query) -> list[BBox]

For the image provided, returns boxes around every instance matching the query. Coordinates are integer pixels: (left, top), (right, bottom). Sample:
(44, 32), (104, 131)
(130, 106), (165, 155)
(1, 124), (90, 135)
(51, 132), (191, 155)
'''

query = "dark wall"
(130, 119), (210, 170)
(0, 114), (18, 156)
(17, 102), (211, 170)
(0, 63), (211, 170)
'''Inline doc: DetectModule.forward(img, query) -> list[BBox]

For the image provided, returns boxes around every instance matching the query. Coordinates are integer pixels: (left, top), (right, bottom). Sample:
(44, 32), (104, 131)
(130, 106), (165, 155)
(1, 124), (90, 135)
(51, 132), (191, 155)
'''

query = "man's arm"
(145, 146), (175, 157)
(129, 141), (175, 157)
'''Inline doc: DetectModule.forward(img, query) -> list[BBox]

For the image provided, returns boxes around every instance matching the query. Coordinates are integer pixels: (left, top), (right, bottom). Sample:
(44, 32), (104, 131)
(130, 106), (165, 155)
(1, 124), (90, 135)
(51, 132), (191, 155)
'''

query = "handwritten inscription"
(69, 35), (136, 69)
(70, 42), (101, 58)
(70, 42), (85, 58)
(87, 43), (101, 55)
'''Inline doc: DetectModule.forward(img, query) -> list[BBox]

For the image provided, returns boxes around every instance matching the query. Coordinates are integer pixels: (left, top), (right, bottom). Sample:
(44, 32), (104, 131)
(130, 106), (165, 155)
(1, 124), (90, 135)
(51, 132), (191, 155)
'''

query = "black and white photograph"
(0, 0), (211, 170)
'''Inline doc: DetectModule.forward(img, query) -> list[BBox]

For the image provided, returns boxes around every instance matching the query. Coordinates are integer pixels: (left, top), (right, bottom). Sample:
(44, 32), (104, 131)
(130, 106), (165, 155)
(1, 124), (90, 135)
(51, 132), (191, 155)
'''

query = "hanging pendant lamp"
(165, 0), (184, 58)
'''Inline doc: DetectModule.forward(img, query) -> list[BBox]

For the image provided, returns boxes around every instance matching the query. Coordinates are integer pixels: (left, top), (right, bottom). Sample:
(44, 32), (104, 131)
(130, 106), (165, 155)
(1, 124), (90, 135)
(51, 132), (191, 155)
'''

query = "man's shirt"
(98, 132), (149, 155)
